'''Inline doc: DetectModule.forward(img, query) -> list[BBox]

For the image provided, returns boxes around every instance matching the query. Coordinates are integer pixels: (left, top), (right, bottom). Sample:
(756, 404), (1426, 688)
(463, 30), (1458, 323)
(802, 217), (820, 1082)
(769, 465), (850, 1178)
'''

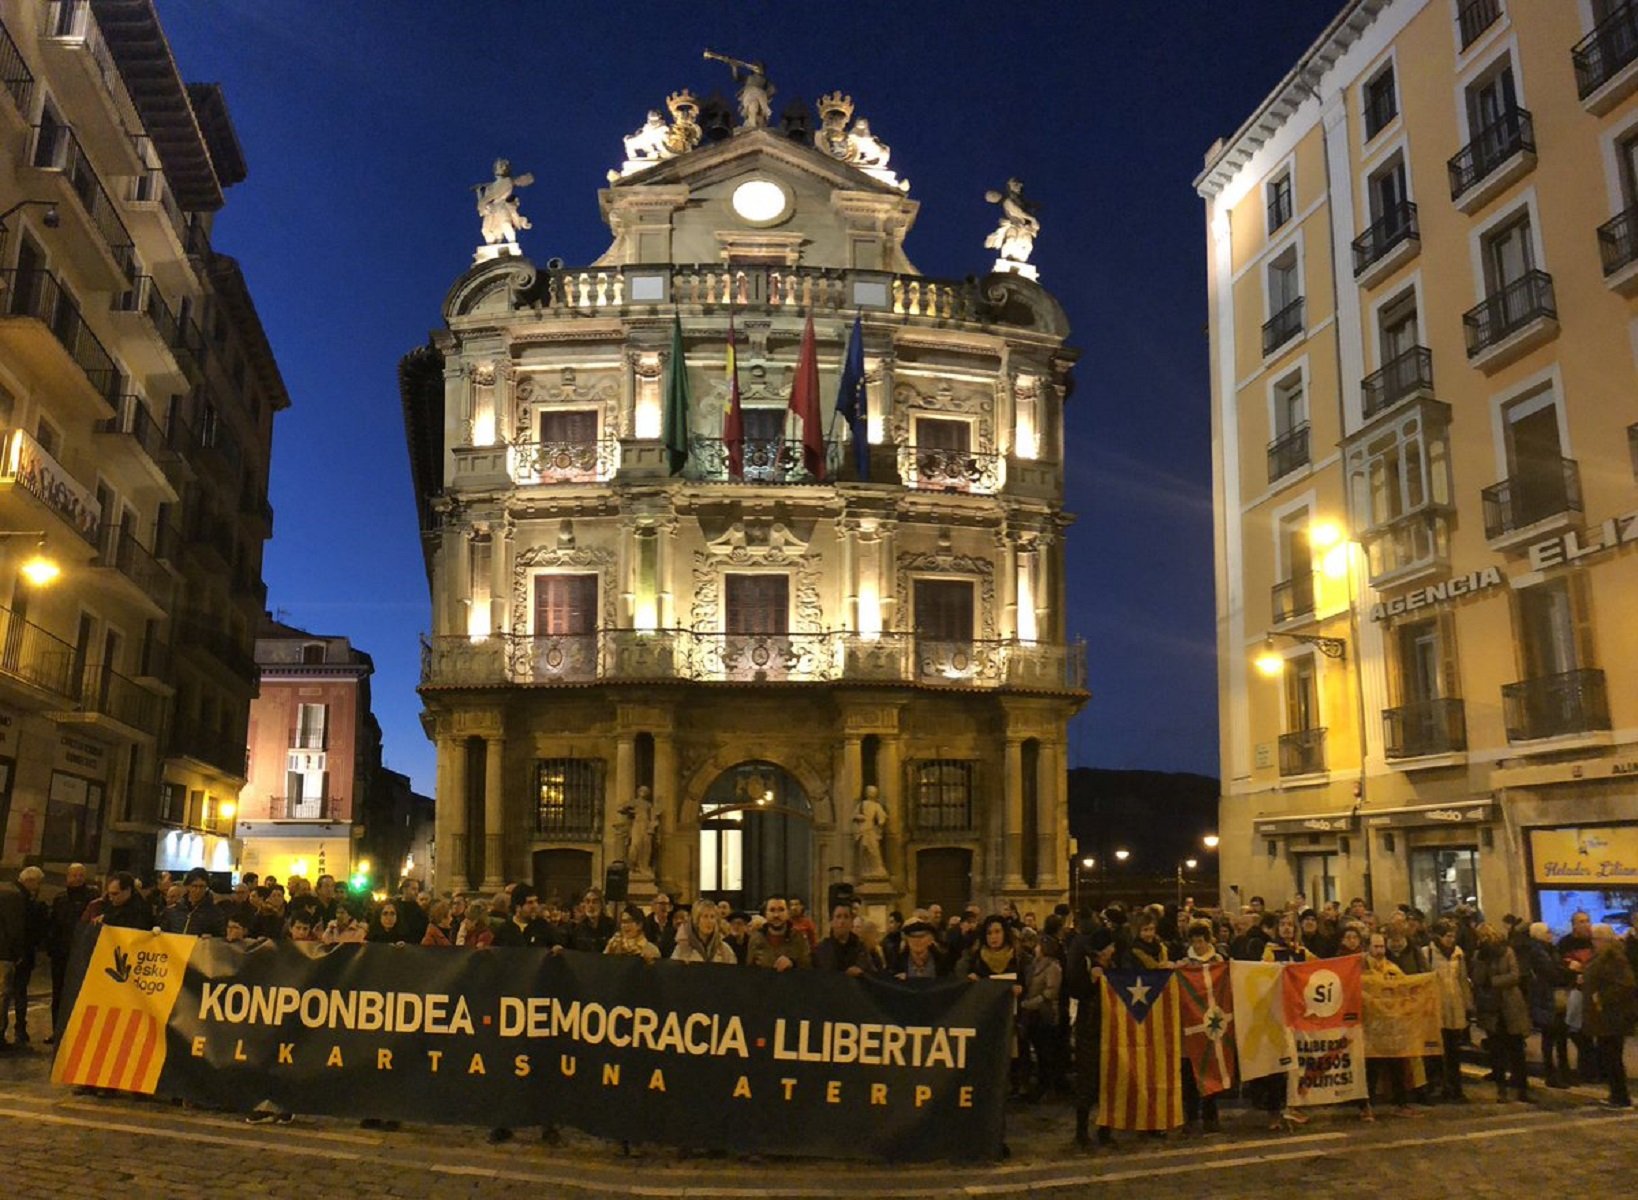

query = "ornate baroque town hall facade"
(401, 75), (1084, 916)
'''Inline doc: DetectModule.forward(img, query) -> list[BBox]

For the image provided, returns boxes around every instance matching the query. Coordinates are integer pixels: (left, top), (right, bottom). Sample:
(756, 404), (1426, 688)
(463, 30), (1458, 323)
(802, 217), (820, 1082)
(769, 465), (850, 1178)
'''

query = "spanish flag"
(1097, 970), (1183, 1131)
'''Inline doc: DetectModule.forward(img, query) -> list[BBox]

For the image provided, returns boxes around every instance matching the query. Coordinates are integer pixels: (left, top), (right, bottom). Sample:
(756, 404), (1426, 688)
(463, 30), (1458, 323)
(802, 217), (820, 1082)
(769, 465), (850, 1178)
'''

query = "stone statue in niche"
(621, 785), (658, 874)
(852, 785), (888, 879)
(984, 178), (1041, 276)
(474, 159), (534, 250)
(704, 50), (773, 129)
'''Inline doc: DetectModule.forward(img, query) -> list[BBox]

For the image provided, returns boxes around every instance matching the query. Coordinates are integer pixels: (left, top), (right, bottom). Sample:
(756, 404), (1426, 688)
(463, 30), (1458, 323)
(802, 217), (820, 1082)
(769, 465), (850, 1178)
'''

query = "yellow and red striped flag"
(1097, 969), (1183, 1131)
(52, 928), (192, 1094)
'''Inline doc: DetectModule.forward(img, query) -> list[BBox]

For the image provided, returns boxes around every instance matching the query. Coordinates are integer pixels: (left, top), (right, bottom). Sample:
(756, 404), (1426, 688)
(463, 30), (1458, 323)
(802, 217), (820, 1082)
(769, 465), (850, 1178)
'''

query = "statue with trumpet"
(704, 50), (773, 130)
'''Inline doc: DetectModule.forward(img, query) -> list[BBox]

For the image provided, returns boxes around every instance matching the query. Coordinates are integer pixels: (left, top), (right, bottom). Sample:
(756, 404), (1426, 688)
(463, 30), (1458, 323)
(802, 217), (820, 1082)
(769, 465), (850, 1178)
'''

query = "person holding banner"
(1360, 933), (1413, 1120)
(1427, 918), (1474, 1102)
(1471, 923), (1532, 1104)
(1259, 912), (1313, 1127)
(672, 899), (737, 964)
(604, 905), (662, 961)
(1067, 925), (1118, 1149)
(1178, 919), (1226, 1133)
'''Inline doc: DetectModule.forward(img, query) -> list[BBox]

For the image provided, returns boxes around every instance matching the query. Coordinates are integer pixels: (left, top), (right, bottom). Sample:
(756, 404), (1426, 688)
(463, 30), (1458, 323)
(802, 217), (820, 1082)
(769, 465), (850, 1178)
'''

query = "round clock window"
(731, 178), (789, 224)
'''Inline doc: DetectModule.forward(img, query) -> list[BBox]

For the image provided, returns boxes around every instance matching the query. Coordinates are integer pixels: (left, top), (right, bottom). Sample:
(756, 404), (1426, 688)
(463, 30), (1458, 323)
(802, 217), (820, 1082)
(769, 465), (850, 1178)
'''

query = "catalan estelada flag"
(1177, 961), (1237, 1097)
(52, 928), (192, 1093)
(1097, 970), (1183, 1131)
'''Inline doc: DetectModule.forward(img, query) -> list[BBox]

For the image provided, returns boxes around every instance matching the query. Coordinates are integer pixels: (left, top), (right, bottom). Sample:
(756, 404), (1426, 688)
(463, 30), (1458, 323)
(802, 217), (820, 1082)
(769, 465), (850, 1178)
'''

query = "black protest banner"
(54, 928), (1012, 1161)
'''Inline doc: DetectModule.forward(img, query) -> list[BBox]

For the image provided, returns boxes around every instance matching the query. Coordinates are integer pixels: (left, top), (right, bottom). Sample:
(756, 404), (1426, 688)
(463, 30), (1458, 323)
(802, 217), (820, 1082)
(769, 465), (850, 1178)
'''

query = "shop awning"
(1362, 801), (1496, 829)
(1253, 812), (1359, 836)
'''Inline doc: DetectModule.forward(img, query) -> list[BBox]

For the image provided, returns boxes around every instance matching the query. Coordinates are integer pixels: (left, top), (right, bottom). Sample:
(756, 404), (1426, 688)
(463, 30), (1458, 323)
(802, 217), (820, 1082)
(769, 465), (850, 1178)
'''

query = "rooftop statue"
(984, 177), (1041, 280)
(609, 91), (703, 181)
(704, 50), (773, 130)
(473, 158), (533, 259)
(623, 110), (670, 163)
(815, 92), (909, 192)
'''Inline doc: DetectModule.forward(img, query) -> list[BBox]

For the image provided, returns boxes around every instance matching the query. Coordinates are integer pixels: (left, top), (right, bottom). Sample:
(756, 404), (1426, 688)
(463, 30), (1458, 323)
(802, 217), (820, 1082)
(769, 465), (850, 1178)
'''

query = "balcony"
(1448, 109), (1535, 213)
(1463, 270), (1557, 372)
(1351, 201), (1419, 286)
(1278, 728), (1327, 778)
(183, 510), (235, 568)
(1503, 669), (1611, 742)
(270, 795), (339, 821)
(898, 444), (1003, 494)
(1383, 698), (1467, 760)
(510, 436), (619, 485)
(1362, 510), (1449, 587)
(0, 13), (33, 124)
(167, 721), (247, 780)
(40, 1), (145, 175)
(128, 166), (189, 254)
(1597, 206), (1638, 295)
(174, 614), (257, 683)
(1262, 297), (1304, 356)
(0, 427), (101, 544)
(192, 407), (244, 481)
(0, 268), (120, 418)
(64, 666), (161, 737)
(239, 486), (274, 536)
(93, 522), (171, 614)
(1481, 457), (1582, 544)
(0, 604), (79, 701)
(95, 395), (179, 497)
(170, 312), (208, 383)
(1267, 423), (1310, 483)
(109, 276), (183, 379)
(1458, 0), (1501, 50)
(133, 634), (170, 686)
(687, 436), (826, 486)
(28, 122), (136, 283)
(421, 630), (1088, 694)
(1361, 346), (1435, 421)
(1574, 2), (1638, 113)
(1271, 574), (1315, 626)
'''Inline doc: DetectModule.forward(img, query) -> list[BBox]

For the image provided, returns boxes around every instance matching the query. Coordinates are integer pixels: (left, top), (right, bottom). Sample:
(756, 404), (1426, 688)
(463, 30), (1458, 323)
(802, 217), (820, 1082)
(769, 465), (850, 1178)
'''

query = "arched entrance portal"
(698, 761), (811, 911)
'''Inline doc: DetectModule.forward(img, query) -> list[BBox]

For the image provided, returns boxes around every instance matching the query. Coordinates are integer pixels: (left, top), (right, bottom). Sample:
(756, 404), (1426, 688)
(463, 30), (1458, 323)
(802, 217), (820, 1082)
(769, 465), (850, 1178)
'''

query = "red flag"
(1096, 970), (1183, 1131)
(1176, 961), (1237, 1098)
(788, 313), (824, 480)
(723, 314), (744, 479)
(1281, 956), (1367, 1106)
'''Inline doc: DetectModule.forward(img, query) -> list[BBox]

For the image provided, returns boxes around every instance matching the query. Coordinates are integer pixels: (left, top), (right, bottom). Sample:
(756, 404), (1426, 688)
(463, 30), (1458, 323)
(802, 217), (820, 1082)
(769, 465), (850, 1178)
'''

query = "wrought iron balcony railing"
(1267, 423), (1310, 483)
(80, 666), (161, 734)
(95, 523), (170, 610)
(1271, 574), (1316, 625)
(29, 122), (135, 278)
(899, 444), (1003, 494)
(0, 603), (78, 700)
(1597, 206), (1638, 278)
(173, 614), (257, 682)
(1463, 269), (1556, 358)
(0, 268), (121, 408)
(1502, 669), (1611, 742)
(270, 795), (338, 820)
(510, 436), (619, 485)
(687, 436), (825, 485)
(0, 12), (32, 117)
(1458, 0), (1501, 49)
(1361, 346), (1434, 420)
(1383, 698), (1467, 759)
(1278, 727), (1327, 777)
(1351, 201), (1418, 277)
(96, 394), (170, 475)
(1481, 457), (1581, 539)
(128, 166), (188, 248)
(112, 275), (179, 347)
(0, 426), (102, 543)
(167, 721), (247, 778)
(1574, 2), (1638, 99)
(422, 629), (1088, 693)
(1448, 108), (1534, 201)
(1262, 297), (1304, 355)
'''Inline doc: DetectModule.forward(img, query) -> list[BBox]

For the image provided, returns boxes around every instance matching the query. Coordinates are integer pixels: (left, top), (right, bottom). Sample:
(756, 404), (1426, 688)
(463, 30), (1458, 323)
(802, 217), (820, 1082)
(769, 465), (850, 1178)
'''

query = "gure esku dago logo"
(105, 945), (132, 984)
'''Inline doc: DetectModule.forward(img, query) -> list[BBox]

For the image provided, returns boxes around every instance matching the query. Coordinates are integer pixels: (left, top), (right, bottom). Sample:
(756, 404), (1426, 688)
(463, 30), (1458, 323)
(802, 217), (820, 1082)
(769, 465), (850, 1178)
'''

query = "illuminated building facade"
(1201, 0), (1638, 927)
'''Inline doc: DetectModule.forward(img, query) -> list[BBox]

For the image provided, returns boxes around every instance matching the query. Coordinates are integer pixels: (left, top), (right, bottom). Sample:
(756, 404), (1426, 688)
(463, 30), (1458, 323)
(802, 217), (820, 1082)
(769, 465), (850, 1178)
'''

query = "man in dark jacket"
(1066, 925), (1117, 1148)
(492, 886), (560, 949)
(567, 888), (615, 953)
(890, 919), (951, 979)
(2, 867), (47, 1045)
(392, 880), (429, 945)
(160, 868), (227, 937)
(0, 867), (44, 1050)
(1583, 924), (1636, 1109)
(46, 863), (96, 1039)
(813, 903), (870, 975)
(97, 873), (152, 931)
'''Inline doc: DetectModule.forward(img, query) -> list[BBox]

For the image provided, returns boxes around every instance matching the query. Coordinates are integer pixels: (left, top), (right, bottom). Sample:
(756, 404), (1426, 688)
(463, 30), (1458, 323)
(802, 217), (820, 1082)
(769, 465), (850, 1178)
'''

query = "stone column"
(1002, 735), (1026, 890)
(433, 734), (455, 892)
(1035, 740), (1061, 891)
(489, 521), (509, 640)
(482, 736), (506, 888)
(446, 736), (470, 891)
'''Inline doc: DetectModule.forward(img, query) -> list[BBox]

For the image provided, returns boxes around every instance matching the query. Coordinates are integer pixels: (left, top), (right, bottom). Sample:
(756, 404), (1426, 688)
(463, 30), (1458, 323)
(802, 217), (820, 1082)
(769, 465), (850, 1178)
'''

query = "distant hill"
(1067, 768), (1219, 872)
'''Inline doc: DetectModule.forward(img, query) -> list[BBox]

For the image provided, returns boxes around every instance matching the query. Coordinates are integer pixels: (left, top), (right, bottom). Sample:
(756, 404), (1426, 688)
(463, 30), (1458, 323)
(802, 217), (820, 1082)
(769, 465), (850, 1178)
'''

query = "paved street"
(3, 991), (1635, 1200)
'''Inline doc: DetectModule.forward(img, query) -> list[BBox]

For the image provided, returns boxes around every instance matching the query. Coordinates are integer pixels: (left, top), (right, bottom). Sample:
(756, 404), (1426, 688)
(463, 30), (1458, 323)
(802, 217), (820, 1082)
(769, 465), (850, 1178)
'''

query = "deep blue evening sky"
(159, 1), (1333, 794)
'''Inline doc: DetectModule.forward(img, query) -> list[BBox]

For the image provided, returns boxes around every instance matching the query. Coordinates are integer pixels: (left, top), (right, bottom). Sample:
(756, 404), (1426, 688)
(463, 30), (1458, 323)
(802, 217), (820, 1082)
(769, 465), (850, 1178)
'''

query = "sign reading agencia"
(1369, 507), (1638, 622)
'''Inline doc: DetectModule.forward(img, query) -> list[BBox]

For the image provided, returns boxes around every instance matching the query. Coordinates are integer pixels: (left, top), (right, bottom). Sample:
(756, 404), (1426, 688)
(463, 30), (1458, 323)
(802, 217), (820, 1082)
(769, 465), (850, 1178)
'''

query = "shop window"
(1294, 851), (1339, 906)
(1410, 846), (1480, 917)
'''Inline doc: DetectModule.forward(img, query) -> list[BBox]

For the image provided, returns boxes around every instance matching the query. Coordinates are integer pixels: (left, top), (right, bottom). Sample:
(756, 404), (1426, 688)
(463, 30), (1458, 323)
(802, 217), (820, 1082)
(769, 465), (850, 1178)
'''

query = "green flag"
(663, 315), (690, 475)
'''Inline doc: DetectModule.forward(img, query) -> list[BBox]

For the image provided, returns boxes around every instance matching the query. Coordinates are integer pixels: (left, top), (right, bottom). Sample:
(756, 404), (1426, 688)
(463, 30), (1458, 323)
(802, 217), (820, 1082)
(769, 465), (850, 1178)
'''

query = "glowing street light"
(1203, 834), (1220, 850)
(1114, 848), (1130, 862)
(1081, 856), (1095, 869)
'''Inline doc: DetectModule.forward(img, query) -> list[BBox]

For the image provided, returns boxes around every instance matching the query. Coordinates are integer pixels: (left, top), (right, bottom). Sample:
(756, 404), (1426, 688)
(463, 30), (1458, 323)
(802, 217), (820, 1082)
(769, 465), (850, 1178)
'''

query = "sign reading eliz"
(53, 928), (1011, 1161)
(1370, 506), (1638, 622)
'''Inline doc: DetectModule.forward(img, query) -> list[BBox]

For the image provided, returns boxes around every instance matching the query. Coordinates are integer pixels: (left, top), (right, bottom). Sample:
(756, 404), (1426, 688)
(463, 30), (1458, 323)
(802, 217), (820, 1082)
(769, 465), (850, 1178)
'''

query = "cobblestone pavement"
(2, 989), (1635, 1200)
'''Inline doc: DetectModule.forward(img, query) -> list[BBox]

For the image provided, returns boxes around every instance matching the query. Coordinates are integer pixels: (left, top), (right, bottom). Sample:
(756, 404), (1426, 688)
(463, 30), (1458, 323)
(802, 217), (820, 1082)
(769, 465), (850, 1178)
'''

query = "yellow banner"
(1361, 972), (1440, 1059)
(1530, 825), (1638, 886)
(50, 927), (194, 1093)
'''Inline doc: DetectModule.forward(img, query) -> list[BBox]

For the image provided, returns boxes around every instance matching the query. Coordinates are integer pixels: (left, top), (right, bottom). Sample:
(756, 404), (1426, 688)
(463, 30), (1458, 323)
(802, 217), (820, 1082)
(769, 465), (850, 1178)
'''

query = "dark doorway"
(533, 848), (593, 909)
(916, 847), (973, 917)
(698, 761), (811, 912)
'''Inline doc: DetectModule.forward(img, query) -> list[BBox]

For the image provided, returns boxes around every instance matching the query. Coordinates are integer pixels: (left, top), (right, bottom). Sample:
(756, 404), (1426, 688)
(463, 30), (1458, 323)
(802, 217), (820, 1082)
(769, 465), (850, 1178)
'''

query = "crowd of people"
(3, 864), (1635, 1152)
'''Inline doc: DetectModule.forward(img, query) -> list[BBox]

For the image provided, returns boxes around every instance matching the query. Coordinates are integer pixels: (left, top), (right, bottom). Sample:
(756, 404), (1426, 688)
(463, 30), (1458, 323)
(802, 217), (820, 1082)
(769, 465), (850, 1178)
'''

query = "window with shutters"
(913, 760), (975, 832)
(724, 574), (789, 635)
(293, 703), (327, 750)
(914, 417), (971, 452)
(539, 409), (598, 446)
(533, 573), (598, 636)
(536, 758), (602, 838)
(913, 578), (974, 643)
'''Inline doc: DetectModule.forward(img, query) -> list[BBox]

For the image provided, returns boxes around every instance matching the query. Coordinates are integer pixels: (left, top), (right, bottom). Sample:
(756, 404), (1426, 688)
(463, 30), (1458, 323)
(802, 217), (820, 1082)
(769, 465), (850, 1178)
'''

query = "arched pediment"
(443, 256), (539, 322)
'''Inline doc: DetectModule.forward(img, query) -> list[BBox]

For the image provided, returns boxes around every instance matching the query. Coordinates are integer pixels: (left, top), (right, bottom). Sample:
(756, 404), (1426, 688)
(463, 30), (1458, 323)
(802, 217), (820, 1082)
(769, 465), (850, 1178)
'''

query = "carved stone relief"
(890, 379), (995, 451)
(895, 547), (997, 640)
(690, 520), (825, 633)
(511, 540), (619, 635)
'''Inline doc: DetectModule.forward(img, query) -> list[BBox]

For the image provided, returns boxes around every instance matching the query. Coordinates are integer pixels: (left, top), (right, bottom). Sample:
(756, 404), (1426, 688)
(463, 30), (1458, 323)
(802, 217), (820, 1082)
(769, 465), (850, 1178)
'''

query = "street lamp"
(0, 199), (60, 232)
(1254, 631), (1347, 677)
(1176, 857), (1199, 911)
(1072, 855), (1095, 922)
(0, 532), (61, 586)
(1114, 848), (1129, 862)
(1203, 834), (1220, 850)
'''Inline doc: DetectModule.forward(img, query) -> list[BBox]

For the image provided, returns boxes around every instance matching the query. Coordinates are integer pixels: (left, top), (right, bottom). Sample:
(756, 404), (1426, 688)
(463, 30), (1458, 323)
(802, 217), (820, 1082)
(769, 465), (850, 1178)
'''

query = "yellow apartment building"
(1200, 0), (1638, 930)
